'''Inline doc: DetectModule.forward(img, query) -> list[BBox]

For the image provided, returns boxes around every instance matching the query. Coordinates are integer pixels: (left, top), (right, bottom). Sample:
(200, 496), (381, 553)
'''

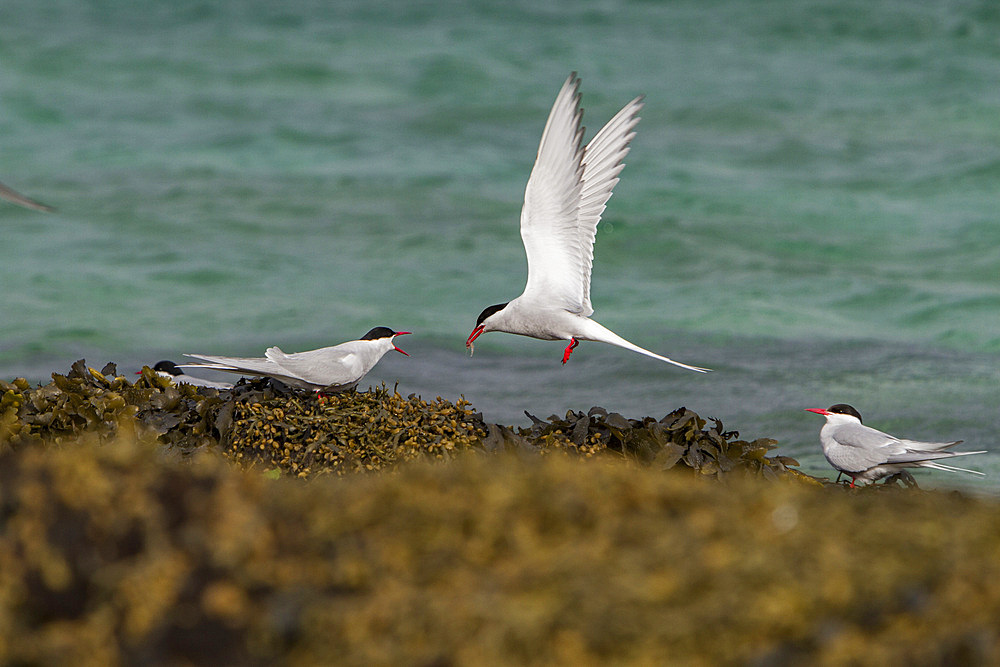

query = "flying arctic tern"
(806, 404), (985, 487)
(141, 360), (235, 390)
(465, 73), (708, 372)
(181, 327), (410, 392)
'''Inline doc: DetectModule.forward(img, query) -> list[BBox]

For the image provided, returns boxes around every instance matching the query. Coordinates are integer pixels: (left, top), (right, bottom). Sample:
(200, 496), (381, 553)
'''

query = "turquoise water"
(2, 0), (998, 487)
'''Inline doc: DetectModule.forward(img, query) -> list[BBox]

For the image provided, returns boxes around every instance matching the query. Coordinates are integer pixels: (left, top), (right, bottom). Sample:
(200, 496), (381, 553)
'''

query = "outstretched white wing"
(577, 90), (643, 312)
(518, 73), (643, 316)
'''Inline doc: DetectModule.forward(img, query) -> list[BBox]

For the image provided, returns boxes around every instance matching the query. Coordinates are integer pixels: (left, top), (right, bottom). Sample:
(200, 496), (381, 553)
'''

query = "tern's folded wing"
(828, 422), (906, 469)
(886, 439), (970, 465)
(263, 344), (365, 388)
(181, 353), (311, 386)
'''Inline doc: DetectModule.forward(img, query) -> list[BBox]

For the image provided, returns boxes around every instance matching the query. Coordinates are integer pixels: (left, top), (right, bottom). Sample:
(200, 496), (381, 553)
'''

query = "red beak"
(805, 408), (830, 415)
(393, 331), (411, 356)
(466, 325), (485, 348)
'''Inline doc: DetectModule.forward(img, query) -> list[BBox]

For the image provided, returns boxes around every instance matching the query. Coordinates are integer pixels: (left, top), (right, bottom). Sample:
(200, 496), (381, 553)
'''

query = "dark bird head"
(361, 327), (398, 341)
(152, 360), (181, 376)
(827, 404), (863, 422)
(466, 302), (509, 349)
(805, 403), (863, 423)
(360, 327), (411, 355)
(475, 303), (508, 328)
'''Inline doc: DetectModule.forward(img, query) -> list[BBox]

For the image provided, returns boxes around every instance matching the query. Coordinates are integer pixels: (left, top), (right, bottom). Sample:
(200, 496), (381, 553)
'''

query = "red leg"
(561, 337), (579, 364)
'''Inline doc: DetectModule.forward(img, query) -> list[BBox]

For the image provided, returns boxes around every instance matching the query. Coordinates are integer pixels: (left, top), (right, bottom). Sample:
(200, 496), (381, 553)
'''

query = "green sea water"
(2, 0), (998, 486)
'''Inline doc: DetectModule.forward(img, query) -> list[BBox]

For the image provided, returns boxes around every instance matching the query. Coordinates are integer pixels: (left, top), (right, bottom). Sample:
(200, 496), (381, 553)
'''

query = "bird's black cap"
(475, 303), (508, 327)
(827, 404), (863, 423)
(361, 327), (399, 341)
(152, 360), (182, 376)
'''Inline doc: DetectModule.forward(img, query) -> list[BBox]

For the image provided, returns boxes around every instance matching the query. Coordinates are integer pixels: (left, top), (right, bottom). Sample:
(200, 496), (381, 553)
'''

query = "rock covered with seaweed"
(2, 359), (809, 482)
(2, 433), (1000, 665)
(4, 360), (1000, 664)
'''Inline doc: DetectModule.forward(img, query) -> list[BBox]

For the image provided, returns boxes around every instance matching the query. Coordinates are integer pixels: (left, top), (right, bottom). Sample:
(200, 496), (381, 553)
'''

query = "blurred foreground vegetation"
(1, 362), (999, 664)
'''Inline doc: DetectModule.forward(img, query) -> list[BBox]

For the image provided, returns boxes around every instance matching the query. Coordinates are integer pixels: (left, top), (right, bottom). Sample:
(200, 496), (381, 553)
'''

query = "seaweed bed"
(2, 361), (999, 664)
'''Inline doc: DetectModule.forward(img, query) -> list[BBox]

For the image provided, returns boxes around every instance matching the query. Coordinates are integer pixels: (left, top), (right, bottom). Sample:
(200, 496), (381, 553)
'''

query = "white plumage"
(181, 327), (410, 392)
(466, 73), (708, 372)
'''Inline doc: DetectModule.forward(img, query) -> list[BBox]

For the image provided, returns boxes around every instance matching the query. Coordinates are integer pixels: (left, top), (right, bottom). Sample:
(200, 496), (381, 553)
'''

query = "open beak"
(393, 331), (411, 356)
(805, 408), (829, 415)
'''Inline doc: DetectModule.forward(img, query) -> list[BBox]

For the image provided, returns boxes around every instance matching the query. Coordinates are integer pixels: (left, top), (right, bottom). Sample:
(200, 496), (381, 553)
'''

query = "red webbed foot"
(561, 338), (579, 365)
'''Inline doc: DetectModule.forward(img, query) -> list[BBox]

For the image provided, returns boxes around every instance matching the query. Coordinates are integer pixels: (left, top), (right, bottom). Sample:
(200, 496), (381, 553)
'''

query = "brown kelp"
(1, 440), (999, 665)
(2, 360), (810, 482)
(2, 361), (999, 665)
(495, 406), (809, 482)
(1, 360), (224, 451)
(219, 382), (486, 476)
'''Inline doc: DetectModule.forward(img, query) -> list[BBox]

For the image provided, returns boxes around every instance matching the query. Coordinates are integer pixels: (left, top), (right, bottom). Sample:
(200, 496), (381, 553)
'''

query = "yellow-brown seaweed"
(3, 360), (998, 664)
(1, 435), (999, 664)
(2, 360), (809, 482)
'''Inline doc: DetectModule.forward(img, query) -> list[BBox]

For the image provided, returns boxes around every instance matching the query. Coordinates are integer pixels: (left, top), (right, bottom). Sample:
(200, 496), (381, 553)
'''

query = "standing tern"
(180, 327), (410, 392)
(806, 404), (986, 487)
(140, 360), (235, 389)
(0, 180), (54, 212)
(464, 73), (708, 372)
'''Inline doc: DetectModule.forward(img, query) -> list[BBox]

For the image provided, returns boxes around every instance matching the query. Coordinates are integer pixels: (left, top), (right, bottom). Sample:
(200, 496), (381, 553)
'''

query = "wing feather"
(832, 421), (980, 470)
(183, 342), (369, 391)
(577, 95), (643, 312)
(519, 73), (586, 311)
(519, 74), (642, 316)
(828, 422), (907, 470)
(181, 353), (311, 386)
(262, 343), (362, 388)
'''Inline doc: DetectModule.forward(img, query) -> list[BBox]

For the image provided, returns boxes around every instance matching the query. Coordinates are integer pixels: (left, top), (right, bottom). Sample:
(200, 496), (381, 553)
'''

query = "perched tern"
(0, 180), (54, 212)
(140, 360), (234, 389)
(465, 73), (708, 372)
(806, 404), (986, 487)
(180, 327), (410, 392)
